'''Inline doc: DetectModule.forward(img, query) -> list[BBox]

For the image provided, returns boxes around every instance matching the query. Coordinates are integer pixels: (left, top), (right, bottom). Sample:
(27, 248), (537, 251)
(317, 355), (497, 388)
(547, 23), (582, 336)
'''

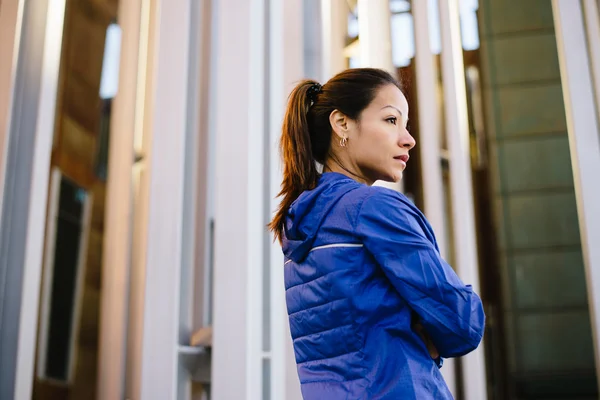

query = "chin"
(380, 171), (403, 183)
(391, 168), (404, 182)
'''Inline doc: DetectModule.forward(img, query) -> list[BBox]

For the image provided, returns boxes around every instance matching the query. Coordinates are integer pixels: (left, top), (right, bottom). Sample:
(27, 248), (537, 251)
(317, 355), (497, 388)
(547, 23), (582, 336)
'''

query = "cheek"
(366, 127), (395, 154)
(354, 129), (393, 164)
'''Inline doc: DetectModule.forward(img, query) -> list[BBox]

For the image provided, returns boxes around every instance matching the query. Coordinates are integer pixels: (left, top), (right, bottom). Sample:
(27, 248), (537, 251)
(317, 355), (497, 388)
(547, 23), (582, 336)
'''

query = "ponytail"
(268, 80), (320, 243)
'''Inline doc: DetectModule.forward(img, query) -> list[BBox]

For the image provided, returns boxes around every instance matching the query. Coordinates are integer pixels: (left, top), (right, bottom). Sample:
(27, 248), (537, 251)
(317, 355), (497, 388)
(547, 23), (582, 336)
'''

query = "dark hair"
(268, 68), (401, 243)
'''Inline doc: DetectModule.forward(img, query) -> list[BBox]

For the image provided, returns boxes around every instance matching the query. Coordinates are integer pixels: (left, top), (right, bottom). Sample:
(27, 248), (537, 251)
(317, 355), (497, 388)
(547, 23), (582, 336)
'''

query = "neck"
(323, 156), (372, 185)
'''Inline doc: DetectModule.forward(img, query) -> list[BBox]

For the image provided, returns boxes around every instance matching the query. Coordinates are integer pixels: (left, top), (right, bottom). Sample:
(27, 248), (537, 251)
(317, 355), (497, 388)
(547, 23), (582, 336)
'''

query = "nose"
(400, 127), (416, 150)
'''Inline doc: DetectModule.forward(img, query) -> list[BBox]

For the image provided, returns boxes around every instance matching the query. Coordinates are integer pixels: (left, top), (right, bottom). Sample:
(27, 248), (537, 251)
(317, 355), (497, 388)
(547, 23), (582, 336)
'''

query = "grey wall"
(478, 0), (597, 398)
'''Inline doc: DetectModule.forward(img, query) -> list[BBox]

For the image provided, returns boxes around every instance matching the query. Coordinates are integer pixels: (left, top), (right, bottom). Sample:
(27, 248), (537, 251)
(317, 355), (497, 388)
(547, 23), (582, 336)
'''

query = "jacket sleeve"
(356, 189), (485, 358)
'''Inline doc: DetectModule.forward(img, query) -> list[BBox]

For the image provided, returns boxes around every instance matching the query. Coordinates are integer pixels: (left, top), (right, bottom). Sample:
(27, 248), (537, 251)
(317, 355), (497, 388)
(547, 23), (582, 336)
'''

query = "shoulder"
(356, 186), (436, 243)
(320, 184), (399, 231)
(357, 185), (414, 215)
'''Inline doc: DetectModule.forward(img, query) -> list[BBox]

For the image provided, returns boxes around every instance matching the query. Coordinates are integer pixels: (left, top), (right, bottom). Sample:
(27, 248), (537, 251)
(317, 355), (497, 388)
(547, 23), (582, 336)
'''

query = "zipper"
(309, 243), (363, 252)
(284, 243), (364, 265)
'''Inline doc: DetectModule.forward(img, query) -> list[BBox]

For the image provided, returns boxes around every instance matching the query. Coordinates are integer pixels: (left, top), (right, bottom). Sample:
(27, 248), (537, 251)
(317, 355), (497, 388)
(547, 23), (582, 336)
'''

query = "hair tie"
(307, 83), (322, 104)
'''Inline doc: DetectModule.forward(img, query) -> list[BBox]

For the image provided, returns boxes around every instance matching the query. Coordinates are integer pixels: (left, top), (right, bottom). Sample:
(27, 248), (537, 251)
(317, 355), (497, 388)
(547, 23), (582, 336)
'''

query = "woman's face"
(331, 84), (416, 185)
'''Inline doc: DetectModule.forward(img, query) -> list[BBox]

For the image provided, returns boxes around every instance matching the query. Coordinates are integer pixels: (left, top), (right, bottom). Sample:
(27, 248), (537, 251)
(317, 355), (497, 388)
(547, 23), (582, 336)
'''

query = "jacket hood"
(282, 172), (359, 262)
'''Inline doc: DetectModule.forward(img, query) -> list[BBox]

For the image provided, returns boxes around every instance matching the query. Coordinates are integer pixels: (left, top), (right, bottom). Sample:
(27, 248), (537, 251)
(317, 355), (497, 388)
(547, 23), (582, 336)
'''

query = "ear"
(329, 109), (349, 139)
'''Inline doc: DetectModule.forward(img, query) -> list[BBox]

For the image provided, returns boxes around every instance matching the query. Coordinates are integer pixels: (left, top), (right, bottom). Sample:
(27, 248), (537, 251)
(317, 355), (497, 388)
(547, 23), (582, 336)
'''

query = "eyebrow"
(381, 105), (403, 115)
(381, 105), (408, 121)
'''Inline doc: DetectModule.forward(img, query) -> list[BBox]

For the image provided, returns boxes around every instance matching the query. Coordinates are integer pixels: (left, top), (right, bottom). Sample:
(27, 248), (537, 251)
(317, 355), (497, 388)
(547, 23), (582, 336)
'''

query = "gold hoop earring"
(340, 137), (348, 147)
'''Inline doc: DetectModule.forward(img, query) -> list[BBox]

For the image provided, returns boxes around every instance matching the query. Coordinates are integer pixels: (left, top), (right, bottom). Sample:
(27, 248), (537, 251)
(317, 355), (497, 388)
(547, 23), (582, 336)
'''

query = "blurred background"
(1, 0), (600, 399)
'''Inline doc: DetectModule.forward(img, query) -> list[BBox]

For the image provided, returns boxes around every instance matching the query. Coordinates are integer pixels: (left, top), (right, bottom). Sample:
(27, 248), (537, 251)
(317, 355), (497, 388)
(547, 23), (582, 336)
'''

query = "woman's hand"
(413, 321), (440, 360)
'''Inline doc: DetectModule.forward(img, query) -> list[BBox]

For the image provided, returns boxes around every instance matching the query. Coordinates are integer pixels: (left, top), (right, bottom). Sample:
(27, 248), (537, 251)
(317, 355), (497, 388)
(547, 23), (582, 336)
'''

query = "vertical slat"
(320, 0), (347, 80)
(211, 0), (266, 398)
(193, 0), (214, 332)
(412, 0), (457, 396)
(274, 1), (304, 399)
(303, 1), (323, 80)
(96, 0), (141, 395)
(14, 0), (65, 384)
(247, 0), (266, 396)
(137, 0), (192, 396)
(124, 0), (153, 397)
(176, 1), (201, 393)
(178, 2), (204, 398)
(583, 0), (600, 119)
(269, 1), (285, 398)
(0, 0), (65, 397)
(438, 0), (487, 398)
(553, 0), (600, 390)
(0, 0), (24, 223)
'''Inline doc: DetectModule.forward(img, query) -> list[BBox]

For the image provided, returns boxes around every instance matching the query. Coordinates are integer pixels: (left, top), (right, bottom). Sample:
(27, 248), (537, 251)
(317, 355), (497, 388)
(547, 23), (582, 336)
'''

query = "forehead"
(369, 84), (408, 113)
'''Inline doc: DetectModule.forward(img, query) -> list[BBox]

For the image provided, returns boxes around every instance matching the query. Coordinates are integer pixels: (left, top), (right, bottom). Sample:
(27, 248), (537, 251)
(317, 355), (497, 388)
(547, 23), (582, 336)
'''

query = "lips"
(394, 155), (410, 163)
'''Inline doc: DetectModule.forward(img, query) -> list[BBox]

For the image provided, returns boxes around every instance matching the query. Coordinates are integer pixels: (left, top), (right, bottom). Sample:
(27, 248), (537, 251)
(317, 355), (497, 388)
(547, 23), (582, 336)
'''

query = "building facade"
(0, 0), (599, 399)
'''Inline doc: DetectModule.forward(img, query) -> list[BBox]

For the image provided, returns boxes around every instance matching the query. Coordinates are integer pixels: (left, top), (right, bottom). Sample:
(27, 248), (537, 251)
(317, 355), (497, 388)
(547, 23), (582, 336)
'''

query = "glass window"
(38, 172), (90, 383)
(459, 0), (480, 50)
(390, 0), (411, 13)
(391, 12), (415, 67)
(428, 0), (442, 54)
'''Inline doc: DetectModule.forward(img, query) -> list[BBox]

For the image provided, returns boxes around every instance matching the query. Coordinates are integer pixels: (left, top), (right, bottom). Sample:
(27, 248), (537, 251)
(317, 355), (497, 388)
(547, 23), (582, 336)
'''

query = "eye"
(386, 117), (397, 125)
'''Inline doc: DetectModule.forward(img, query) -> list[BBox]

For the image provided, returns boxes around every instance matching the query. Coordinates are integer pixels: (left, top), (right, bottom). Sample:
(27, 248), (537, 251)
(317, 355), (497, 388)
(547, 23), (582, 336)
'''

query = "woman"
(269, 68), (484, 399)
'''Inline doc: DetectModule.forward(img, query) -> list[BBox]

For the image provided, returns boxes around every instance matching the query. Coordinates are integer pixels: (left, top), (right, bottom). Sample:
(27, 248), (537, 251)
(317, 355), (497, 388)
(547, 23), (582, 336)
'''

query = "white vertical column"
(303, 1), (323, 80)
(11, 0), (66, 398)
(135, 0), (192, 397)
(211, 0), (266, 398)
(553, 0), (600, 389)
(96, 0), (141, 397)
(0, 0), (24, 223)
(191, 0), (213, 333)
(321, 0), (347, 80)
(413, 1), (457, 396)
(270, 1), (286, 399)
(357, 0), (394, 73)
(123, 0), (152, 397)
(582, 0), (600, 118)
(276, 1), (304, 399)
(438, 1), (487, 399)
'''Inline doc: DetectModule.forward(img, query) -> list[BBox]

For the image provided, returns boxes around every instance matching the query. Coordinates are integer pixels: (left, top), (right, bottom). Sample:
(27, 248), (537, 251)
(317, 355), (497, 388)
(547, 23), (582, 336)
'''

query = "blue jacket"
(282, 172), (485, 399)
